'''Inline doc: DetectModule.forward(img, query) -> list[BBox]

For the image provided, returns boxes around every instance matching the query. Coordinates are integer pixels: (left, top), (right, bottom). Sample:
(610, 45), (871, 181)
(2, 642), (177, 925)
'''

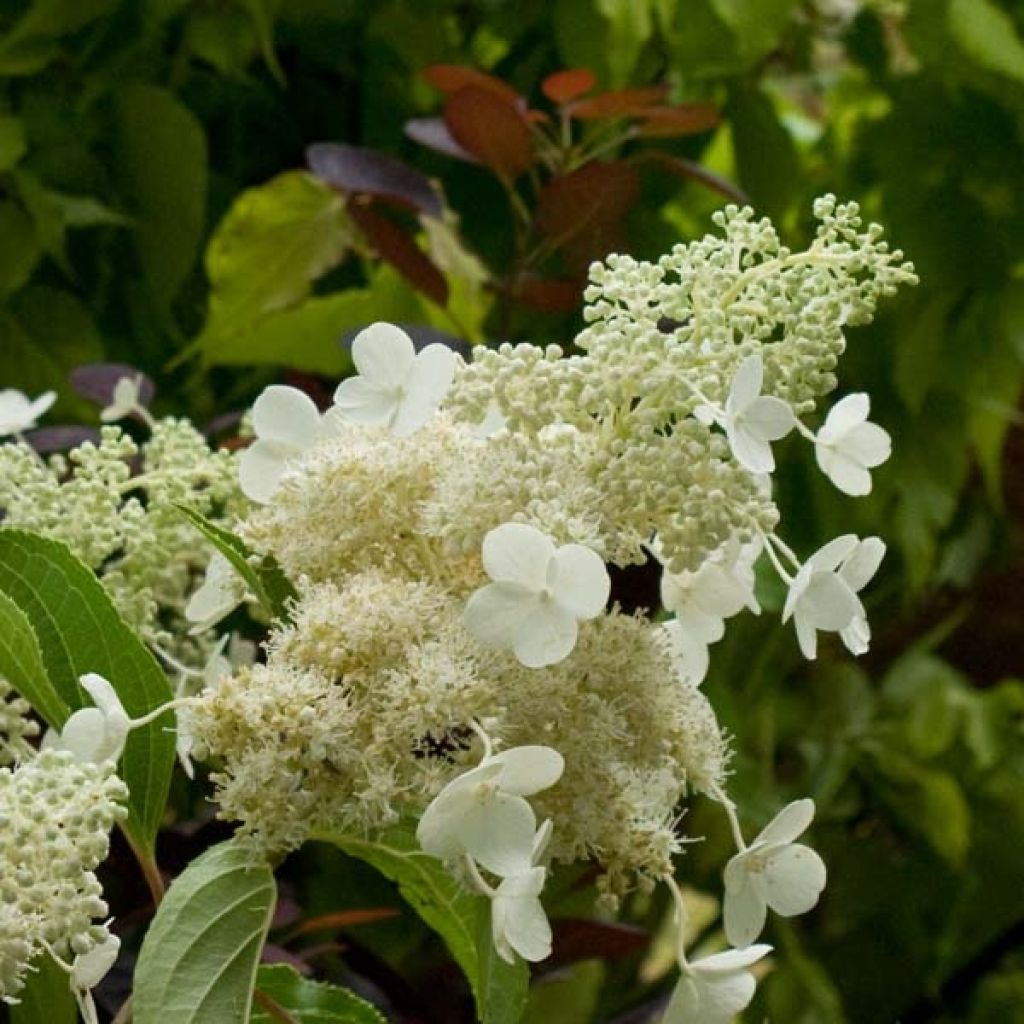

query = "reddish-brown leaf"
(422, 64), (520, 104)
(515, 275), (582, 313)
(549, 918), (650, 967)
(404, 117), (479, 163)
(349, 201), (449, 306)
(567, 85), (668, 119)
(281, 907), (400, 941)
(634, 151), (749, 205)
(443, 86), (535, 179)
(634, 103), (720, 137)
(535, 160), (639, 271)
(542, 68), (597, 104)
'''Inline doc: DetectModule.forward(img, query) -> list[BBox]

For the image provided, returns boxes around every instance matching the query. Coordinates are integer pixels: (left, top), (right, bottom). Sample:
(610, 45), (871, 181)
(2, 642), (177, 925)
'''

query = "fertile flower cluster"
(188, 196), (914, 995)
(0, 679), (39, 766)
(0, 748), (127, 1003)
(0, 417), (244, 657)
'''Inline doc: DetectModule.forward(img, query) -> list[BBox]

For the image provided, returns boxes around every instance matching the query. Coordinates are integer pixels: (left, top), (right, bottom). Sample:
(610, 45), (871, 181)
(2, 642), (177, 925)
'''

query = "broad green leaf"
(10, 952), (76, 1024)
(0, 115), (26, 172)
(134, 841), (277, 1024)
(112, 85), (208, 308)
(0, 530), (174, 854)
(318, 827), (527, 1023)
(251, 965), (386, 1023)
(0, 200), (40, 296)
(0, 590), (65, 726)
(711, 0), (798, 63)
(948, 0), (1024, 84)
(0, 0), (115, 74)
(240, 0), (285, 82)
(175, 505), (297, 623)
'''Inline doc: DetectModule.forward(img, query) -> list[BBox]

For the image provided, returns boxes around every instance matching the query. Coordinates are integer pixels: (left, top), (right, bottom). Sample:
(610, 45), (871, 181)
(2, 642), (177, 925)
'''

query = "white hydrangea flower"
(417, 744), (564, 875)
(0, 388), (56, 437)
(100, 376), (145, 424)
(781, 535), (884, 659)
(491, 865), (552, 964)
(815, 393), (890, 496)
(333, 322), (456, 438)
(723, 799), (827, 948)
(239, 385), (325, 504)
(663, 944), (773, 1024)
(44, 674), (130, 766)
(696, 356), (795, 473)
(184, 552), (246, 633)
(463, 523), (610, 668)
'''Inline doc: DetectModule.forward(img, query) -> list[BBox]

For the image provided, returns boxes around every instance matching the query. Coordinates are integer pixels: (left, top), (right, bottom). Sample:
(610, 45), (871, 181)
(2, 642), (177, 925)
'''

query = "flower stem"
(708, 781), (748, 853)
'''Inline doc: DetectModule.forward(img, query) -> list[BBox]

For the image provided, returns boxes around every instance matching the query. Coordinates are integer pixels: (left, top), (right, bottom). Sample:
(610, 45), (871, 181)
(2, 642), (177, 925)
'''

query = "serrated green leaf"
(251, 965), (386, 1023)
(134, 841), (277, 1024)
(10, 952), (76, 1024)
(175, 505), (297, 623)
(0, 589), (65, 726)
(0, 529), (174, 854)
(474, 897), (530, 1024)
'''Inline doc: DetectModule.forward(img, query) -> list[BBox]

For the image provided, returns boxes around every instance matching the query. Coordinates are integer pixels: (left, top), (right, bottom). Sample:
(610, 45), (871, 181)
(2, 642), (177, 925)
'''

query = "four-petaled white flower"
(723, 799), (827, 948)
(696, 356), (795, 473)
(0, 388), (56, 437)
(663, 944), (773, 1024)
(45, 673), (131, 765)
(184, 553), (247, 633)
(417, 744), (564, 875)
(782, 534), (883, 659)
(464, 523), (610, 668)
(815, 393), (891, 496)
(100, 376), (145, 423)
(238, 385), (326, 504)
(333, 322), (456, 438)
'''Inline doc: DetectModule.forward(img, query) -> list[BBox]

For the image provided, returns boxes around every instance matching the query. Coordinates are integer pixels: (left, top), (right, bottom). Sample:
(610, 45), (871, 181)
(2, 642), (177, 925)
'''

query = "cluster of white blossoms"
(181, 197), (915, 1015)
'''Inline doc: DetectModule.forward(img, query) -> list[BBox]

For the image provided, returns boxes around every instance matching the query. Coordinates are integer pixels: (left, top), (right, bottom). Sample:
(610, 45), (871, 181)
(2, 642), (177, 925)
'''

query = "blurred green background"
(1, 1), (1023, 1021)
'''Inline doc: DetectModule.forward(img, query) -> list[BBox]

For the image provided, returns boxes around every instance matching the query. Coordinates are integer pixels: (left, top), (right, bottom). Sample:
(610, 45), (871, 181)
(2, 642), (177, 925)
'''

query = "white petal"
(550, 543), (610, 620)
(184, 556), (242, 629)
(481, 523), (554, 590)
(251, 386), (322, 448)
(462, 793), (538, 875)
(843, 421), (891, 468)
(693, 971), (759, 1023)
(723, 863), (768, 948)
(463, 583), (536, 649)
(755, 798), (816, 846)
(694, 403), (719, 427)
(391, 344), (457, 437)
(840, 615), (871, 655)
(801, 573), (859, 630)
(493, 870), (552, 962)
(808, 535), (859, 572)
(781, 564), (813, 624)
(727, 423), (775, 474)
(55, 708), (109, 764)
(817, 445), (872, 496)
(72, 934), (120, 990)
(27, 389), (57, 421)
(79, 673), (125, 718)
(663, 976), (701, 1024)
(350, 322), (417, 387)
(513, 602), (578, 668)
(238, 440), (287, 504)
(742, 396), (795, 442)
(820, 393), (869, 440)
(763, 843), (827, 916)
(839, 537), (885, 592)
(490, 746), (565, 796)
(693, 943), (773, 973)
(794, 610), (818, 660)
(416, 774), (487, 860)
(663, 620), (711, 686)
(693, 565), (751, 620)
(332, 376), (399, 425)
(728, 355), (764, 412)
(676, 606), (725, 645)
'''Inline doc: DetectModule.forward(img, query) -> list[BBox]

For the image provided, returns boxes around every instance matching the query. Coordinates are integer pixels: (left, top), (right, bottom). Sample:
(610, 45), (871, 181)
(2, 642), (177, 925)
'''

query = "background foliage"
(2, 0), (1023, 1021)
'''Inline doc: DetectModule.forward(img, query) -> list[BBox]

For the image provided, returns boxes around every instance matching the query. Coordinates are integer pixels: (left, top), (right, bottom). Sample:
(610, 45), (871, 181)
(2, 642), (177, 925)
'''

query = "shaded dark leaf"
(282, 908), (401, 941)
(306, 143), (442, 218)
(548, 917), (650, 967)
(633, 103), (720, 137)
(23, 425), (101, 453)
(567, 85), (668, 119)
(260, 944), (312, 976)
(404, 117), (479, 163)
(203, 410), (244, 441)
(70, 362), (155, 407)
(514, 274), (582, 313)
(634, 152), (749, 204)
(338, 323), (472, 360)
(443, 87), (535, 179)
(348, 201), (449, 306)
(422, 64), (520, 104)
(542, 68), (597, 104)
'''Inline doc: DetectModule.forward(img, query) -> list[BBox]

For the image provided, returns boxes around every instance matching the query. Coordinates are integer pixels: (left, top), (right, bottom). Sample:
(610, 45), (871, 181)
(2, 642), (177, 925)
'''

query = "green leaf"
(0, 115), (26, 172)
(10, 953), (76, 1024)
(175, 505), (297, 623)
(134, 841), (277, 1024)
(0, 590), (65, 727)
(112, 85), (208, 308)
(0, 530), (174, 854)
(318, 827), (527, 1023)
(710, 0), (799, 64)
(251, 965), (386, 1023)
(0, 200), (40, 296)
(948, 0), (1024, 84)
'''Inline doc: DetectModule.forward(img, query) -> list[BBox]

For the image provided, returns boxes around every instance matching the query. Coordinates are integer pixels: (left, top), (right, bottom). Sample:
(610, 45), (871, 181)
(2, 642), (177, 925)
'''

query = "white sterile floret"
(723, 799), (826, 948)
(781, 534), (883, 659)
(663, 944), (773, 1024)
(491, 865), (552, 963)
(815, 393), (891, 496)
(238, 385), (325, 504)
(184, 552), (246, 633)
(100, 376), (145, 423)
(71, 931), (120, 991)
(0, 388), (56, 437)
(463, 523), (610, 668)
(417, 744), (564, 875)
(333, 322), (456, 438)
(45, 674), (131, 766)
(696, 356), (795, 474)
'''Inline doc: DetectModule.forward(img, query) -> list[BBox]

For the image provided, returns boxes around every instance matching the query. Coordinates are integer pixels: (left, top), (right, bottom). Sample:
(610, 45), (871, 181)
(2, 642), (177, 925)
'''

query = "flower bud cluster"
(0, 749), (127, 1002)
(0, 679), (39, 766)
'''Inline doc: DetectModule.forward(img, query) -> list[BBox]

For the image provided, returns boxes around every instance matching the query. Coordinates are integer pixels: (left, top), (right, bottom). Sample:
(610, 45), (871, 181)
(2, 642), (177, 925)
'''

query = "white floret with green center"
(815, 392), (891, 496)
